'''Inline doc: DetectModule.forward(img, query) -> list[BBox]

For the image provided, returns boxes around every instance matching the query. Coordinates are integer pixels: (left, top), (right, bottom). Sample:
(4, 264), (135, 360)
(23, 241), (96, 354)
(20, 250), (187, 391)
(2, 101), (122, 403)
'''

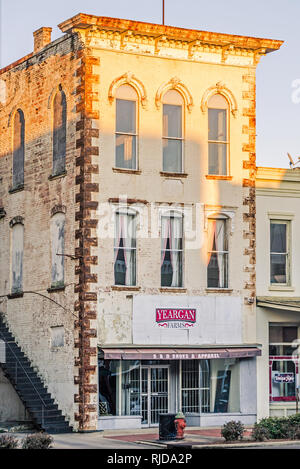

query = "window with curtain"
(12, 109), (25, 189)
(163, 90), (183, 173)
(207, 218), (228, 288)
(11, 223), (24, 294)
(270, 221), (289, 284)
(161, 212), (183, 288)
(208, 94), (228, 175)
(50, 212), (65, 288)
(114, 211), (137, 286)
(52, 89), (67, 176)
(115, 85), (138, 170)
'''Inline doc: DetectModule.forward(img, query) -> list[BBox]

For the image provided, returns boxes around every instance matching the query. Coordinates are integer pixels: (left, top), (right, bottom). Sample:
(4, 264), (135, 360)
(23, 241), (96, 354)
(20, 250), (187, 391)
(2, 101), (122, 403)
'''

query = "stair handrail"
(0, 327), (48, 409)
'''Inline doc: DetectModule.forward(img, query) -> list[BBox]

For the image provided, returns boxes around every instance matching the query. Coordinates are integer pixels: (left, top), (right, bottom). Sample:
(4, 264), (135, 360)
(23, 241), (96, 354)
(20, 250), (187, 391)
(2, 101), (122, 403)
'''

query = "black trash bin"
(159, 413), (177, 441)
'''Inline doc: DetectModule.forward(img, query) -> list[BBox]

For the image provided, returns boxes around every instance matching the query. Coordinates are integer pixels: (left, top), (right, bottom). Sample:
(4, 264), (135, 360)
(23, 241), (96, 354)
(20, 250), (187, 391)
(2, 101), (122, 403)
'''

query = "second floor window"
(115, 85), (138, 170)
(114, 211), (137, 286)
(12, 110), (25, 189)
(208, 94), (228, 176)
(270, 221), (290, 285)
(163, 90), (183, 173)
(207, 218), (228, 288)
(161, 212), (183, 288)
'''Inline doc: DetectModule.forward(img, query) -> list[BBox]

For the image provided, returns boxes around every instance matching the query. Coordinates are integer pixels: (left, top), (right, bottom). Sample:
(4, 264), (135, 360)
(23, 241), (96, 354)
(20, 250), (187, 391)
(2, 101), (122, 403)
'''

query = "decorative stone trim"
(201, 82), (238, 117)
(48, 171), (67, 181)
(205, 175), (233, 181)
(160, 172), (188, 179)
(155, 77), (193, 112)
(112, 167), (142, 175)
(9, 185), (25, 194)
(108, 72), (147, 108)
(74, 45), (100, 432)
(9, 216), (24, 228)
(51, 205), (66, 217)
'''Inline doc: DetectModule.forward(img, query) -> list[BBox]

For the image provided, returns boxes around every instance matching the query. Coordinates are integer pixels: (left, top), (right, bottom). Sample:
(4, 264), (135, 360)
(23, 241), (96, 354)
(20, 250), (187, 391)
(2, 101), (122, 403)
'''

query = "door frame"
(141, 365), (170, 427)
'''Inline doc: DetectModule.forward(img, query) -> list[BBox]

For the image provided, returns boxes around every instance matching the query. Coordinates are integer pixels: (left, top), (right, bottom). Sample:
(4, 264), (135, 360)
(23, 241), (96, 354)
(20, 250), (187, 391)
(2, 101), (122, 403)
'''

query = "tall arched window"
(208, 94), (229, 176)
(52, 89), (67, 176)
(11, 221), (24, 294)
(115, 85), (138, 170)
(13, 110), (25, 189)
(50, 212), (65, 288)
(162, 90), (184, 173)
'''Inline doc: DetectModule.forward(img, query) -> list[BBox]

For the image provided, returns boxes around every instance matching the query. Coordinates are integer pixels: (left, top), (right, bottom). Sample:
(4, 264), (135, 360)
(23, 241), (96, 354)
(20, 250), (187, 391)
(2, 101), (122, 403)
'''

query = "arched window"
(114, 208), (137, 286)
(207, 215), (229, 288)
(115, 85), (138, 170)
(50, 212), (65, 288)
(52, 89), (67, 176)
(208, 94), (229, 176)
(162, 90), (184, 173)
(161, 210), (183, 287)
(11, 222), (24, 294)
(13, 110), (25, 189)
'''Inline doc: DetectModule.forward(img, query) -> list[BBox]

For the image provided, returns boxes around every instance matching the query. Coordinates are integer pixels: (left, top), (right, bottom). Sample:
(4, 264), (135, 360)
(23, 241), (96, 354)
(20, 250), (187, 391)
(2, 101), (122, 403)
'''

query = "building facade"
(0, 14), (283, 431)
(256, 167), (300, 420)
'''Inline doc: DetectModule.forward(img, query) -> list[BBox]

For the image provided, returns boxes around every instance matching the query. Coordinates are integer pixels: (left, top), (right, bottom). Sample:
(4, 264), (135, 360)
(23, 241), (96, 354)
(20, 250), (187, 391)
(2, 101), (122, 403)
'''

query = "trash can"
(159, 413), (177, 441)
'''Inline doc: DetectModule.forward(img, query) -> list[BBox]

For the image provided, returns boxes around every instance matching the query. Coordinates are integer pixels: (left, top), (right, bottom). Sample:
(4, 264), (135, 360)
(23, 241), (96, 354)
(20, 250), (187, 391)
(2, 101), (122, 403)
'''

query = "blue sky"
(1, 0), (300, 168)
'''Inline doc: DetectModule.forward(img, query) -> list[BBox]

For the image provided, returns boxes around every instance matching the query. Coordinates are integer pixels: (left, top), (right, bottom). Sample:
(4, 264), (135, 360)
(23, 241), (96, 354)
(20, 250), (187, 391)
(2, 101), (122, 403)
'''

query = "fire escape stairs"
(0, 314), (73, 434)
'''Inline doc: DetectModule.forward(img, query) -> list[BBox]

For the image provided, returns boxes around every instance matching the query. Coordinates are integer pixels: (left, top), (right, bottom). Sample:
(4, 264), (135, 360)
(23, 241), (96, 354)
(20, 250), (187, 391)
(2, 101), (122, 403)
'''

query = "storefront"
(98, 346), (260, 430)
(98, 295), (260, 430)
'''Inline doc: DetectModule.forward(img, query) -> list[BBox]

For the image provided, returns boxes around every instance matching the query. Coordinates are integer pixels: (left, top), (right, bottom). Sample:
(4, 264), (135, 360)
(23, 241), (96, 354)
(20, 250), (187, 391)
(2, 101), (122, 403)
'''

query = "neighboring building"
(256, 167), (300, 420)
(0, 14), (283, 432)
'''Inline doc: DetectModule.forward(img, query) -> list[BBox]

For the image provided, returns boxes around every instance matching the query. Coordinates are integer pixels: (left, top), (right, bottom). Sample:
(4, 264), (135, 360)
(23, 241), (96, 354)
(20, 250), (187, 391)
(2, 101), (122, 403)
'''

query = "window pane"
(207, 252), (228, 288)
(271, 361), (296, 398)
(208, 143), (227, 175)
(163, 104), (182, 138)
(116, 99), (136, 134)
(114, 213), (136, 286)
(271, 254), (286, 284)
(53, 91), (67, 175)
(116, 134), (137, 169)
(13, 110), (25, 188)
(270, 223), (286, 253)
(163, 139), (182, 173)
(208, 108), (227, 142)
(12, 224), (24, 293)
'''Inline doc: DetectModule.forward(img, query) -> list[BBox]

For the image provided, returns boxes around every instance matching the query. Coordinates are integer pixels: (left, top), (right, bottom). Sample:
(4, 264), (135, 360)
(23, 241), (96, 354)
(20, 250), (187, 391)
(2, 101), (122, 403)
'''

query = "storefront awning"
(101, 346), (261, 361)
(257, 297), (300, 312)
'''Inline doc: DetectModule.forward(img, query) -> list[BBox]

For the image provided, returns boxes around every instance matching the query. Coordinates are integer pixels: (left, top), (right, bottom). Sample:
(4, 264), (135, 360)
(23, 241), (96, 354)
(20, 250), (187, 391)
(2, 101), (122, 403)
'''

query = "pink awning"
(101, 347), (261, 361)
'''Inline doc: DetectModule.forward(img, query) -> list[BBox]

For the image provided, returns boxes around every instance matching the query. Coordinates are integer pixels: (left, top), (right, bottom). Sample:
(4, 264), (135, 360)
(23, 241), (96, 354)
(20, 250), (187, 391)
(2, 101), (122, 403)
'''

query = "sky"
(1, 0), (300, 168)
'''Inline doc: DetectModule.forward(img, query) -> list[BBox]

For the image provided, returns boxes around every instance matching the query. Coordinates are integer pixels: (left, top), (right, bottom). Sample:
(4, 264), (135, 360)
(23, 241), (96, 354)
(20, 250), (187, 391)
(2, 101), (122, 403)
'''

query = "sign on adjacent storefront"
(156, 308), (196, 329)
(273, 372), (295, 384)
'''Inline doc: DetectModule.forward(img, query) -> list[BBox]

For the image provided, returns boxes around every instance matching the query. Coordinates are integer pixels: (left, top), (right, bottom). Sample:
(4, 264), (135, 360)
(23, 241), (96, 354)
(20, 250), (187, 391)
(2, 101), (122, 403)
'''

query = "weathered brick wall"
(0, 34), (82, 428)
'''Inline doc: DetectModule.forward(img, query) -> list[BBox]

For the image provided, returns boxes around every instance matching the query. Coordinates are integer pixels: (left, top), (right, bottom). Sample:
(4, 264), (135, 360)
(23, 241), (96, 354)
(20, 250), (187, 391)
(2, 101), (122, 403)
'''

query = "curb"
(138, 439), (300, 449)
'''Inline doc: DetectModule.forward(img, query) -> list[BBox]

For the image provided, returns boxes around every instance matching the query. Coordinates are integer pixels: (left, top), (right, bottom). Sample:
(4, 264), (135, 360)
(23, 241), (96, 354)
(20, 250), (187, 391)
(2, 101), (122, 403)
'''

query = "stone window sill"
(268, 285), (295, 292)
(9, 185), (24, 194)
(205, 175), (233, 181)
(48, 171), (67, 181)
(159, 288), (187, 293)
(7, 292), (24, 299)
(113, 167), (141, 175)
(205, 288), (233, 293)
(111, 286), (141, 292)
(160, 172), (188, 178)
(47, 285), (66, 293)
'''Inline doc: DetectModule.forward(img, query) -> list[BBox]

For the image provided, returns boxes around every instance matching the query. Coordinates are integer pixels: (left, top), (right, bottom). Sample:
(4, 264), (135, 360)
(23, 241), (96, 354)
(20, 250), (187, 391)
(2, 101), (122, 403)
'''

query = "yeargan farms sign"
(156, 309), (196, 329)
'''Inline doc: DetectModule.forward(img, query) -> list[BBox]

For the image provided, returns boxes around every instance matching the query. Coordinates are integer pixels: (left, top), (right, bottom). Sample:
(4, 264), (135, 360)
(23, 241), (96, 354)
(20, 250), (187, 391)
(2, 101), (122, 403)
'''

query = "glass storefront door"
(141, 366), (169, 426)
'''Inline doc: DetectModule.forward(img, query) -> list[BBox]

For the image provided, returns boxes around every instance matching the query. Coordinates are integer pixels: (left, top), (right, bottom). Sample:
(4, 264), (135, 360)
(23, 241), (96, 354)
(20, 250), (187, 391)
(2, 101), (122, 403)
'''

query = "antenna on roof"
(287, 152), (300, 169)
(162, 0), (165, 25)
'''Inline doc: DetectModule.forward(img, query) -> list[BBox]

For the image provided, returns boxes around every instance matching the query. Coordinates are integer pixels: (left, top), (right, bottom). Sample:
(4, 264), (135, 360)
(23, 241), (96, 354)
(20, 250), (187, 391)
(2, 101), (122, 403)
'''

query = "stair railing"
(0, 328), (48, 427)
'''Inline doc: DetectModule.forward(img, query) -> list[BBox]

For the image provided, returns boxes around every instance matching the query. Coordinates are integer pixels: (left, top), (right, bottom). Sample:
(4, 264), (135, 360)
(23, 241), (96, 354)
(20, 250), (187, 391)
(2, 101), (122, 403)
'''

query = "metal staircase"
(0, 314), (73, 434)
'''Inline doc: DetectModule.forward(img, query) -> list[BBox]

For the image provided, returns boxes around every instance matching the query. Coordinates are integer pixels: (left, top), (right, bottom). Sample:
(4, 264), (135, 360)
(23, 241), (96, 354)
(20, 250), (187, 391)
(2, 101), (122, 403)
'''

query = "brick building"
(0, 14), (282, 432)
